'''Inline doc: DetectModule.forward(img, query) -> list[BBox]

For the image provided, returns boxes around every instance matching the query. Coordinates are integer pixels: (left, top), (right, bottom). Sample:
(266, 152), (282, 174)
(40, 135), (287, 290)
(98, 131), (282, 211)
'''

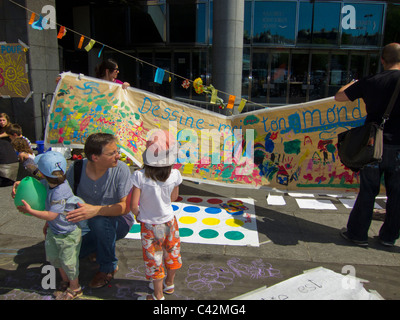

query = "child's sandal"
(149, 280), (175, 294)
(138, 293), (165, 300)
(53, 281), (69, 297)
(55, 287), (83, 300)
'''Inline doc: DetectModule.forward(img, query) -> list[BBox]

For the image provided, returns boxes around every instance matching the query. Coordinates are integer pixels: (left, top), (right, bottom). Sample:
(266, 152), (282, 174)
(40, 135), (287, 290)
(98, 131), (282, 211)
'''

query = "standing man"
(335, 43), (400, 247)
(66, 133), (134, 288)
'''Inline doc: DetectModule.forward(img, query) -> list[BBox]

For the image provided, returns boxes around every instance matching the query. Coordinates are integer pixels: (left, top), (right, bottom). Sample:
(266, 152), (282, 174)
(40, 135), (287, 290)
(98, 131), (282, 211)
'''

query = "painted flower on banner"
(181, 79), (190, 89)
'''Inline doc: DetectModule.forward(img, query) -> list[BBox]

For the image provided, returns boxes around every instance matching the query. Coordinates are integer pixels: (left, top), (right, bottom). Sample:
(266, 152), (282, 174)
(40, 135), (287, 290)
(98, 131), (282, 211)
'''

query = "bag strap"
(382, 76), (400, 126)
(73, 159), (83, 194)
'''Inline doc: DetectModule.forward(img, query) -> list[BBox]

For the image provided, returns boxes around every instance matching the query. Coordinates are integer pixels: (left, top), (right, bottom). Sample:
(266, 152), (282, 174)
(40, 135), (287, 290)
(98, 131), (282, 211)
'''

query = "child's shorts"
(45, 227), (82, 280)
(141, 216), (182, 280)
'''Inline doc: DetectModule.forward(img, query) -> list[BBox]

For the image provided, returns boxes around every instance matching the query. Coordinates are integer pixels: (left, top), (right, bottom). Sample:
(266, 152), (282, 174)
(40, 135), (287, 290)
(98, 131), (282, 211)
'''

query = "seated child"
(15, 151), (88, 300)
(6, 123), (32, 148)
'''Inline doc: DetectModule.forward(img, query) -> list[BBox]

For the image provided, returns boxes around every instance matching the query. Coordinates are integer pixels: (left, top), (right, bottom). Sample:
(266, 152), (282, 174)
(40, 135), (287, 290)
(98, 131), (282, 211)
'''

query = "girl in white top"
(130, 130), (182, 300)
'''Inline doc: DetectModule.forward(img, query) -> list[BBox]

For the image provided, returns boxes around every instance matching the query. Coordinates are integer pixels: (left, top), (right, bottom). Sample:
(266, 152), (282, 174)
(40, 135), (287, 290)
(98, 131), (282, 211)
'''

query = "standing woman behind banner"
(95, 59), (130, 89)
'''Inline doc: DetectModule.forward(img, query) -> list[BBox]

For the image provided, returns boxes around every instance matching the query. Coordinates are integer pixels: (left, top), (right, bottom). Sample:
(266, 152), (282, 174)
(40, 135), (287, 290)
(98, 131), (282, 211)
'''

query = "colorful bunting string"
(9, 0), (266, 113)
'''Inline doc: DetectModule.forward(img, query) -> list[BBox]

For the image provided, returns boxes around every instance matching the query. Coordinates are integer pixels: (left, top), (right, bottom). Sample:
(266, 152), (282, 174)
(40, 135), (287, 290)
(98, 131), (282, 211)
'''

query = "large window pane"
(270, 52), (289, 105)
(170, 3), (196, 43)
(297, 2), (313, 45)
(341, 3), (384, 47)
(310, 53), (329, 100)
(289, 53), (309, 104)
(384, 4), (400, 44)
(313, 2), (341, 46)
(244, 0), (252, 44)
(328, 53), (349, 96)
(251, 52), (269, 103)
(196, 3), (207, 43)
(253, 1), (296, 45)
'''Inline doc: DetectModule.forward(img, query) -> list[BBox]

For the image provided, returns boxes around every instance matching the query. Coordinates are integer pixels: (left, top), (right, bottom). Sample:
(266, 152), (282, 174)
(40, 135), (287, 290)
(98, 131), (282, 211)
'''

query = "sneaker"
(379, 238), (395, 247)
(340, 229), (368, 247)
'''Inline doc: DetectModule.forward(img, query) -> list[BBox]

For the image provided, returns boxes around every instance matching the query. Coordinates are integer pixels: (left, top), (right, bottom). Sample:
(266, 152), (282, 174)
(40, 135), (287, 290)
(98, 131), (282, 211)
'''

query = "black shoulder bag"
(337, 77), (400, 172)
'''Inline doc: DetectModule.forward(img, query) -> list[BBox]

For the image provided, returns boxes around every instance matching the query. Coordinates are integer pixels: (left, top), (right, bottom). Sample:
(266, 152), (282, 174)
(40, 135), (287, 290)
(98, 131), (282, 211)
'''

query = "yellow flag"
(84, 39), (96, 52)
(238, 99), (247, 113)
(210, 88), (218, 104)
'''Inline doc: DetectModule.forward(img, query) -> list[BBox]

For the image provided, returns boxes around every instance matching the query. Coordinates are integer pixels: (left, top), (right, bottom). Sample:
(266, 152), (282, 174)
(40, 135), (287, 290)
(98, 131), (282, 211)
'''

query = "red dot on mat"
(187, 197), (203, 203)
(207, 198), (223, 204)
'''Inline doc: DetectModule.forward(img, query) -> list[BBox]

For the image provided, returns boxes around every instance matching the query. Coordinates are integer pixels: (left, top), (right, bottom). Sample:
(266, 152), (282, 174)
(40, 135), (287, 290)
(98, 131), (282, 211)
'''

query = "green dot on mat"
(179, 228), (194, 237)
(199, 229), (219, 239)
(224, 231), (245, 241)
(129, 224), (140, 234)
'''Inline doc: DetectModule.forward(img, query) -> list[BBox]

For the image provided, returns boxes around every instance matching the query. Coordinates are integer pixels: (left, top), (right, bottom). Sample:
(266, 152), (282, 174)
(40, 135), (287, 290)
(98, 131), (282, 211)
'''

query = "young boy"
(16, 151), (87, 300)
(6, 123), (32, 148)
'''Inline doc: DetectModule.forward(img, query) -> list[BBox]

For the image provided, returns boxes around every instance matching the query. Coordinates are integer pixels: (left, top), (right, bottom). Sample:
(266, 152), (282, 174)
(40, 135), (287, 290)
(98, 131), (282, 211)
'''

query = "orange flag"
(77, 36), (85, 49)
(28, 13), (35, 25)
(57, 26), (66, 39)
(227, 95), (236, 109)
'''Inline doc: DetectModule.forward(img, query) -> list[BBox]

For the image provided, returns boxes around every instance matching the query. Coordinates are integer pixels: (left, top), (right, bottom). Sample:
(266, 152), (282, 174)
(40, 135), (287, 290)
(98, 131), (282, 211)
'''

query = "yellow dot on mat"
(225, 219), (244, 228)
(179, 216), (197, 224)
(202, 218), (220, 226)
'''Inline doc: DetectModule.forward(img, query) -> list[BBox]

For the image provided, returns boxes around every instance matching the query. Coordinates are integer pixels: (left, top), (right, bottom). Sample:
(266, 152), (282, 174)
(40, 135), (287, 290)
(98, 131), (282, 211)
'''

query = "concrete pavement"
(0, 179), (399, 301)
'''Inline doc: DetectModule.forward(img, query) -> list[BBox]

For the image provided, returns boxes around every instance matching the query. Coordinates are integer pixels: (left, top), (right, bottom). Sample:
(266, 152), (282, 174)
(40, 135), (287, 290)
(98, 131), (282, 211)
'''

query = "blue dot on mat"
(172, 205), (179, 211)
(205, 207), (222, 214)
(183, 206), (200, 213)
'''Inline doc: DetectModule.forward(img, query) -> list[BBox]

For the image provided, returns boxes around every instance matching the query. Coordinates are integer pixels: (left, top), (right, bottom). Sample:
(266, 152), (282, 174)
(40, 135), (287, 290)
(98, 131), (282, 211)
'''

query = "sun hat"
(34, 151), (67, 178)
(142, 130), (177, 167)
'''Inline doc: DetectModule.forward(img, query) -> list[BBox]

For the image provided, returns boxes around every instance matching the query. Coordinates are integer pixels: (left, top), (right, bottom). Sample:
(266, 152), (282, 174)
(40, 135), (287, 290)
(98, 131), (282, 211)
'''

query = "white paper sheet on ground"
(288, 192), (315, 198)
(295, 199), (337, 210)
(339, 198), (383, 210)
(125, 196), (259, 247)
(233, 267), (383, 300)
(267, 194), (286, 206)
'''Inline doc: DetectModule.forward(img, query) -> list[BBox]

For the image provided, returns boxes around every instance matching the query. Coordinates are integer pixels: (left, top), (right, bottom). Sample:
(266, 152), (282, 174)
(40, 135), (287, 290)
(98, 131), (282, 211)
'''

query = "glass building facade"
(57, 0), (400, 110)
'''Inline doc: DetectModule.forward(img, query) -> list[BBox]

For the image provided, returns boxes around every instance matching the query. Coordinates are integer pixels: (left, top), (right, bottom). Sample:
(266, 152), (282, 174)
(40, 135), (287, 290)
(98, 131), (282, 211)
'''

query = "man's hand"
(66, 202), (100, 223)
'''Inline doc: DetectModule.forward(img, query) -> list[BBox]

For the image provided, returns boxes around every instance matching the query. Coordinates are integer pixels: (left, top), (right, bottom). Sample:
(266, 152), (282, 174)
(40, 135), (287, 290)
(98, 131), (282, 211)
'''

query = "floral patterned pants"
(141, 217), (182, 280)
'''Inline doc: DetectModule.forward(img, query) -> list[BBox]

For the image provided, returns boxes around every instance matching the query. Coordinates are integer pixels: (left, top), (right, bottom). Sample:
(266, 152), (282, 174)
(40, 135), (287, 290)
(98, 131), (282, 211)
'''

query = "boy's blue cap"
(34, 151), (67, 178)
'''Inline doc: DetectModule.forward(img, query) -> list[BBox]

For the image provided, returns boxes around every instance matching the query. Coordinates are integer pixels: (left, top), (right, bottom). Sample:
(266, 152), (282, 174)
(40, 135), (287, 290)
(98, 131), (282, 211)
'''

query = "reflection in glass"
(312, 2), (341, 46)
(251, 52), (269, 103)
(341, 4), (384, 47)
(310, 54), (328, 100)
(270, 53), (289, 104)
(328, 54), (349, 96)
(289, 53), (309, 104)
(253, 1), (296, 45)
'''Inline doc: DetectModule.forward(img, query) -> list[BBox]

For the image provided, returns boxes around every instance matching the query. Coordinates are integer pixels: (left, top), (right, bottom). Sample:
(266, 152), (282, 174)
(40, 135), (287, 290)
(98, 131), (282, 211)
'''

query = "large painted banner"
(0, 43), (30, 98)
(45, 72), (365, 192)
